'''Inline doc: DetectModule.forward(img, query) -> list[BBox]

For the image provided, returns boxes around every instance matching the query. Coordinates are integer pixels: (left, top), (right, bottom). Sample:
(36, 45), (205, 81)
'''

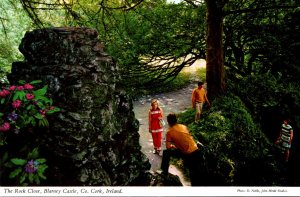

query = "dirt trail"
(133, 59), (206, 186)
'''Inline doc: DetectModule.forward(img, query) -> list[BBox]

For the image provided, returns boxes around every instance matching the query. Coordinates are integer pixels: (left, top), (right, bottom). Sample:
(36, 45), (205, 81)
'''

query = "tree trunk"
(205, 0), (226, 100)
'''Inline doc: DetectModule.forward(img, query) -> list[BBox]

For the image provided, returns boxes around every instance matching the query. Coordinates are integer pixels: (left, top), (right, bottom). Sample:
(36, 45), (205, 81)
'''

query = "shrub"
(3, 148), (47, 185)
(0, 80), (60, 185)
(178, 94), (280, 185)
(0, 80), (60, 135)
(227, 73), (284, 114)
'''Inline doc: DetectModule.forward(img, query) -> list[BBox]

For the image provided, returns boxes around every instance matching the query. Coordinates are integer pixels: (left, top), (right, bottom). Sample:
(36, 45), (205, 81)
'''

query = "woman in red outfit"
(148, 99), (164, 155)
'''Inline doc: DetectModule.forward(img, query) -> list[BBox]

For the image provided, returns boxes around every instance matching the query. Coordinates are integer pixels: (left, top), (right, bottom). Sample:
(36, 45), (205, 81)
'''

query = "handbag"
(159, 119), (166, 127)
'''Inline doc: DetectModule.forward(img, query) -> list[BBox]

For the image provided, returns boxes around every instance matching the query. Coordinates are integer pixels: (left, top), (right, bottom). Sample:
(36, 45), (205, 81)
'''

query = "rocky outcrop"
(8, 27), (150, 186)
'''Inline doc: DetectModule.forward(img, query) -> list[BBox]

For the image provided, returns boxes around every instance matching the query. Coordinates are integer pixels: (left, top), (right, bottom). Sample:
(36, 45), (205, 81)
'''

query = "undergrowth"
(175, 93), (282, 186)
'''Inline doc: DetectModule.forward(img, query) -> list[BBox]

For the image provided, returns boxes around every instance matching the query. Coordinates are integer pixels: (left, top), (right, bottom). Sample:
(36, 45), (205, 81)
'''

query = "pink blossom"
(0, 122), (10, 132)
(25, 93), (35, 100)
(17, 86), (24, 90)
(3, 89), (10, 95)
(12, 100), (22, 109)
(24, 83), (34, 90)
(9, 86), (16, 91)
(0, 91), (6, 98)
(0, 90), (10, 97)
(39, 109), (47, 117)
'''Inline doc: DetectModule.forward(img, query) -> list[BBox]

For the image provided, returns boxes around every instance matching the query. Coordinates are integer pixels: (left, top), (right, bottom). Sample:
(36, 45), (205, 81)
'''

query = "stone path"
(133, 59), (205, 186)
(133, 83), (197, 186)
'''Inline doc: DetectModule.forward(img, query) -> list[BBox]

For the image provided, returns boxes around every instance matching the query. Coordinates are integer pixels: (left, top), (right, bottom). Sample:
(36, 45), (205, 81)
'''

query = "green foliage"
(5, 0), (208, 89)
(228, 72), (300, 123)
(103, 2), (207, 88)
(0, 80), (60, 137)
(195, 67), (206, 82)
(130, 67), (200, 98)
(177, 94), (279, 185)
(224, 1), (298, 78)
(283, 82), (300, 113)
(143, 65), (206, 97)
(0, 80), (60, 185)
(177, 108), (195, 125)
(6, 148), (48, 186)
(0, 0), (33, 82)
(228, 73), (281, 112)
(228, 73), (300, 186)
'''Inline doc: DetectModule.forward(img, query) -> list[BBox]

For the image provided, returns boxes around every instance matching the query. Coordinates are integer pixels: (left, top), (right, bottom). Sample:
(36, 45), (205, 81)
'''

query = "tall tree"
(200, 0), (298, 99)
(204, 0), (227, 99)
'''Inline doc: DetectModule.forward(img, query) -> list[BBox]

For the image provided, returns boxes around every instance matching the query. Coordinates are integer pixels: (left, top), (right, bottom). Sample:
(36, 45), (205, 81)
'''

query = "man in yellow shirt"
(160, 113), (202, 186)
(192, 81), (210, 121)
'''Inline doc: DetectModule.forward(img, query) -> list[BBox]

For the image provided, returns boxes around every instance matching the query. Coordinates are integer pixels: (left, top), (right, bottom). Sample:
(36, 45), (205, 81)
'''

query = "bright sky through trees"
(167, 0), (181, 3)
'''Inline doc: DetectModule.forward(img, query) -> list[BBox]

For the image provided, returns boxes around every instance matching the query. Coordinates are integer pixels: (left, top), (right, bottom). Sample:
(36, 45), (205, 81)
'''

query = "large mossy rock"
(8, 27), (150, 186)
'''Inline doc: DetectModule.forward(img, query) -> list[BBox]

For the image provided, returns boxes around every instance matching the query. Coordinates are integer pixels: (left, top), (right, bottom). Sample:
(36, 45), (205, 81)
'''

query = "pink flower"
(24, 83), (34, 90)
(17, 86), (24, 90)
(3, 89), (10, 96)
(12, 100), (22, 109)
(0, 91), (6, 98)
(0, 122), (10, 132)
(0, 89), (10, 97)
(39, 109), (47, 117)
(25, 93), (35, 100)
(9, 86), (16, 91)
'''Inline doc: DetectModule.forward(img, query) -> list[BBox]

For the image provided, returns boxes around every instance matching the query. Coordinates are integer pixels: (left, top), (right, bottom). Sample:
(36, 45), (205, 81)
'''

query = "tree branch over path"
(101, 0), (144, 11)
(15, 0), (207, 88)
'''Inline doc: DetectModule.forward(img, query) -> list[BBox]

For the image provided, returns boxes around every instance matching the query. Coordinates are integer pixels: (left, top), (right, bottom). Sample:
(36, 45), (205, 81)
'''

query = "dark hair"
(167, 113), (177, 126)
(198, 81), (204, 86)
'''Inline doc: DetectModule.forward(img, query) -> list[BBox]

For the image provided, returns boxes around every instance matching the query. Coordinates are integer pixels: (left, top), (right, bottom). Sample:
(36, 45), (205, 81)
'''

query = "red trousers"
(151, 132), (162, 150)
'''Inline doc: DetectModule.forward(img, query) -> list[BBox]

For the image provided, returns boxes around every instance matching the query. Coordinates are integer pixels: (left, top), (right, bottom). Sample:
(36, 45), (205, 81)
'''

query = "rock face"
(8, 27), (150, 186)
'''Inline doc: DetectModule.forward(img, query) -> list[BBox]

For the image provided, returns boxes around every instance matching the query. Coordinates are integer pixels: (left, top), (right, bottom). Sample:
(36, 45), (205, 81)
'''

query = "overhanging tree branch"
(224, 5), (300, 16)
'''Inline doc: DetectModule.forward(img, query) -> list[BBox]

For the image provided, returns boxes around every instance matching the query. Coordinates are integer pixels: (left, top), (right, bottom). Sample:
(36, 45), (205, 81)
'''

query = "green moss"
(176, 93), (279, 185)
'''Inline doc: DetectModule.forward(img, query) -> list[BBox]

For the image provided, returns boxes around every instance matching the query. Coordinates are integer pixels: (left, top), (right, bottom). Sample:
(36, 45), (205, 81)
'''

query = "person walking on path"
(160, 113), (203, 186)
(275, 118), (294, 162)
(148, 99), (164, 155)
(192, 81), (210, 122)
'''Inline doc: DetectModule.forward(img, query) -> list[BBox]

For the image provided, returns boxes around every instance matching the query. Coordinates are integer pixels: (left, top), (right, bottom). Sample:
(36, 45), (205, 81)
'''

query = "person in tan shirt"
(192, 81), (210, 121)
(160, 113), (203, 186)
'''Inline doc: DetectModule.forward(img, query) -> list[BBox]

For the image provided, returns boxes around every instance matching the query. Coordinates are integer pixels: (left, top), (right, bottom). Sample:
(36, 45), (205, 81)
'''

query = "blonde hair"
(150, 99), (160, 110)
(151, 99), (158, 105)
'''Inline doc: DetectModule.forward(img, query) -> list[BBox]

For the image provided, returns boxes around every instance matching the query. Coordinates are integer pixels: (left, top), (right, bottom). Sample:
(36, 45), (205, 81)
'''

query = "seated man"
(161, 113), (203, 186)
